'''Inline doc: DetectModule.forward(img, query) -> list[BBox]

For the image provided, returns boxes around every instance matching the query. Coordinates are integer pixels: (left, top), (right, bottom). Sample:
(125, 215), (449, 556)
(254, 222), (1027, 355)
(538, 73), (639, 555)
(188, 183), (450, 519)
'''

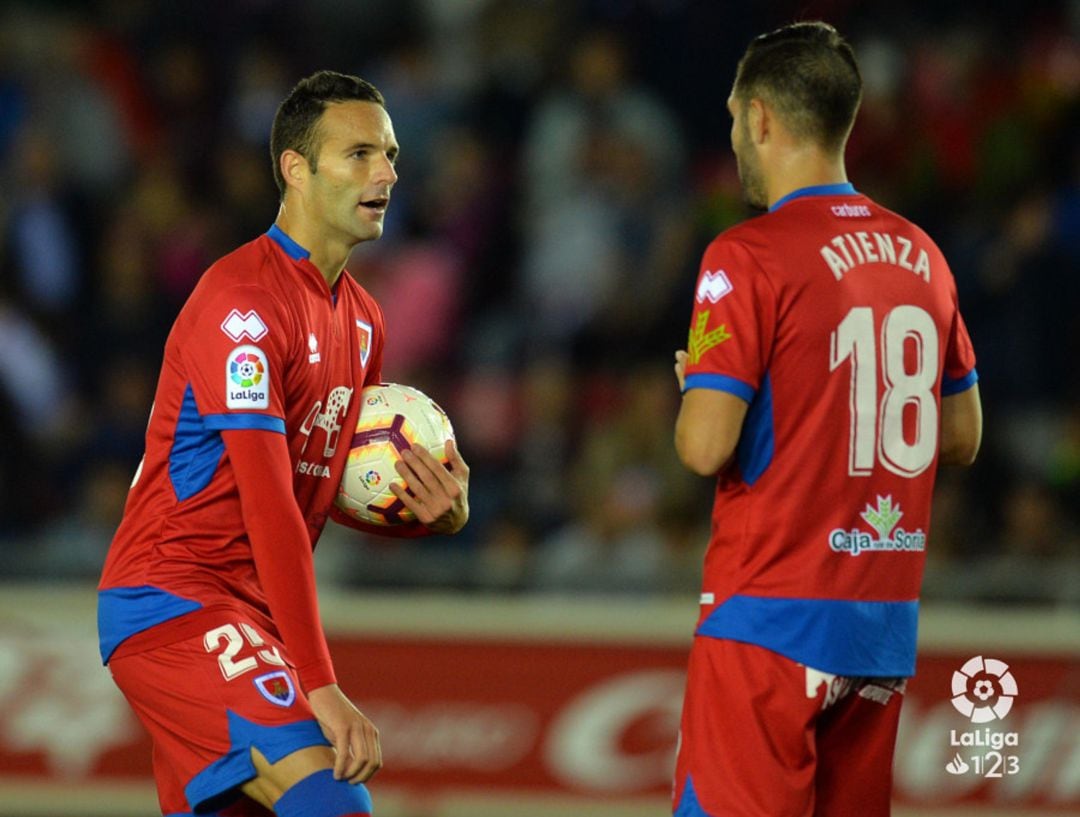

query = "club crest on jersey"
(687, 310), (732, 365)
(254, 671), (296, 707)
(221, 309), (268, 342)
(308, 332), (321, 364)
(226, 345), (269, 409)
(356, 319), (372, 367)
(828, 495), (926, 556)
(696, 270), (733, 304)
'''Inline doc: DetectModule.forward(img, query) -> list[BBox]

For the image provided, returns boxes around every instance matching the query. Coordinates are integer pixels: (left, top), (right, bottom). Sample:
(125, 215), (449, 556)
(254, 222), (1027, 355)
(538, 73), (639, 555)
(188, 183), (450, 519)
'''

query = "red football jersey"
(99, 225), (384, 689)
(683, 184), (977, 676)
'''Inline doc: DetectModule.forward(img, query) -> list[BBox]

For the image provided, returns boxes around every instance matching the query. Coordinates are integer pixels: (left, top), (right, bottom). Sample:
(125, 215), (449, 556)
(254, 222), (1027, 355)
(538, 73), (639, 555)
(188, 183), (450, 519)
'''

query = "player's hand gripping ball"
(334, 383), (455, 526)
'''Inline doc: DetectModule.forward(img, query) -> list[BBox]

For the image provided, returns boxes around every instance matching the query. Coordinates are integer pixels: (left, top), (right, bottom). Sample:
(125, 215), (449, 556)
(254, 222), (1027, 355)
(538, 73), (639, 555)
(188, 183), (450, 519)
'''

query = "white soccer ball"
(334, 383), (455, 526)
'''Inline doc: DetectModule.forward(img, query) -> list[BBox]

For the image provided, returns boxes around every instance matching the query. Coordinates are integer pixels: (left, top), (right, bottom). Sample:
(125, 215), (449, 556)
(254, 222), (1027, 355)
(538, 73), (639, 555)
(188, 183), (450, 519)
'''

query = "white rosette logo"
(950, 655), (1018, 723)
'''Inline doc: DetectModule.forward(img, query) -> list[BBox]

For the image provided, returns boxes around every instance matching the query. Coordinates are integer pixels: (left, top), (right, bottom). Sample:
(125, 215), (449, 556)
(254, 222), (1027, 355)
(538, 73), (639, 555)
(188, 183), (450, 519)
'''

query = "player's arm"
(222, 428), (380, 783)
(939, 382), (982, 466)
(673, 350), (750, 476)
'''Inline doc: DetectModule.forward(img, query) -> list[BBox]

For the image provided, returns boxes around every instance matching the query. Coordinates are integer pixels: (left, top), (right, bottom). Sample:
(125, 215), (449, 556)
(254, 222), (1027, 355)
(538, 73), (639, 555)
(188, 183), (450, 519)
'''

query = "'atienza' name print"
(820, 231), (931, 282)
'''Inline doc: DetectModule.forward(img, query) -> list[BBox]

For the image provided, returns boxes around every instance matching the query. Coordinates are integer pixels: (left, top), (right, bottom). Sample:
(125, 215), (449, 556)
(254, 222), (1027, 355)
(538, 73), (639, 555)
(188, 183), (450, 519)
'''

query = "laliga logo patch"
(951, 655), (1018, 722)
(226, 345), (270, 409)
(696, 270), (733, 304)
(254, 670), (296, 707)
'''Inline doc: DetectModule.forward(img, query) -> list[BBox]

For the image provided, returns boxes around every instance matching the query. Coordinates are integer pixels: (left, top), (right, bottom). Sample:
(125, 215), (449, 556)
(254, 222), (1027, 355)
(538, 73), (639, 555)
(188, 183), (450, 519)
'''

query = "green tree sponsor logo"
(860, 495), (902, 540)
(828, 494), (926, 556)
(687, 311), (732, 365)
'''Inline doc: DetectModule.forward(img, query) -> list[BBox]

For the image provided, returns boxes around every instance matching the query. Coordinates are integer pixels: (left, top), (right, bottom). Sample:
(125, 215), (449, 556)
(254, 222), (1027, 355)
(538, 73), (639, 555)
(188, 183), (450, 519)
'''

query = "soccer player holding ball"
(98, 72), (469, 817)
(671, 23), (982, 817)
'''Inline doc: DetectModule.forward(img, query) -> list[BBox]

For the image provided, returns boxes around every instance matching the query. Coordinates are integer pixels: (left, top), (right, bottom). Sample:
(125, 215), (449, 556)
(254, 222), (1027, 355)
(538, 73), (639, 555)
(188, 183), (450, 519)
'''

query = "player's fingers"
(400, 447), (458, 496)
(349, 724), (382, 784)
(332, 731), (350, 780)
(444, 439), (470, 479)
(390, 480), (434, 523)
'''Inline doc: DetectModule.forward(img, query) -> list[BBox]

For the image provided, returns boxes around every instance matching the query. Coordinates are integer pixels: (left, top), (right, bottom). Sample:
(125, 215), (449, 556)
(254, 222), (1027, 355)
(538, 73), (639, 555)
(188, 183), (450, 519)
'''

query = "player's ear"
(280, 149), (309, 193)
(747, 98), (768, 145)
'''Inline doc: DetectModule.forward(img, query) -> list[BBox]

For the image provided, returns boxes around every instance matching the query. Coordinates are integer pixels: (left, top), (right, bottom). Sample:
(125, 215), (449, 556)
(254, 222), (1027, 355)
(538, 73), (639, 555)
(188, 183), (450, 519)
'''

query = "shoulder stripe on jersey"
(170, 385), (226, 501)
(674, 777), (708, 817)
(941, 368), (978, 396)
(736, 373), (774, 485)
(204, 413), (287, 434)
(682, 373), (756, 403)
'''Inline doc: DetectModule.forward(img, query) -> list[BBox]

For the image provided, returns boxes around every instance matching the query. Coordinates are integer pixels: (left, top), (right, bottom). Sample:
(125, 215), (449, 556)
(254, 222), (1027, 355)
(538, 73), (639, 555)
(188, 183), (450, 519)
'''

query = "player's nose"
(374, 154), (398, 186)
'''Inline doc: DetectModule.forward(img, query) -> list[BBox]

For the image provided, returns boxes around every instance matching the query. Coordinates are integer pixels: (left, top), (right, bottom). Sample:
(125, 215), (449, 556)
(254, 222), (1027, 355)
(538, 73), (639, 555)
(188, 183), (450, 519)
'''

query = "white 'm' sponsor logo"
(221, 309), (268, 342)
(695, 270), (733, 304)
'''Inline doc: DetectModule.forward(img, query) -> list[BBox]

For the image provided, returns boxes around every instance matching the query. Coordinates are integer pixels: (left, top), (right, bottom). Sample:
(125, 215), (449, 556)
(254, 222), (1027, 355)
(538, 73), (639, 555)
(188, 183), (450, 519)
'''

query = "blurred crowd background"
(0, 0), (1076, 605)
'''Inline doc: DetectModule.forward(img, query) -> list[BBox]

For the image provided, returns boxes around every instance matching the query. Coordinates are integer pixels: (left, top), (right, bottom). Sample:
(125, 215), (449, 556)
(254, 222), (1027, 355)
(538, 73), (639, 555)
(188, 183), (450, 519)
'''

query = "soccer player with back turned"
(98, 72), (470, 817)
(671, 22), (982, 817)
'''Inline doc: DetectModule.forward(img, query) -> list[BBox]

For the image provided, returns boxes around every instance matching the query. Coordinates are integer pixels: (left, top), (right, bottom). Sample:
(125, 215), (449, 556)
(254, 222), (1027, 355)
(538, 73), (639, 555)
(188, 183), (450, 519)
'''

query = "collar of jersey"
(769, 182), (857, 212)
(266, 223), (311, 261)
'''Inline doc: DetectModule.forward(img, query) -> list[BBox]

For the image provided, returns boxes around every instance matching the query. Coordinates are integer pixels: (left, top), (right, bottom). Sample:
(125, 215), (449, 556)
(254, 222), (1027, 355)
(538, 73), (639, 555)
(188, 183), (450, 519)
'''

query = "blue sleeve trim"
(682, 373), (756, 403)
(941, 368), (978, 396)
(186, 713), (331, 812)
(696, 594), (919, 677)
(203, 413), (286, 433)
(97, 586), (203, 663)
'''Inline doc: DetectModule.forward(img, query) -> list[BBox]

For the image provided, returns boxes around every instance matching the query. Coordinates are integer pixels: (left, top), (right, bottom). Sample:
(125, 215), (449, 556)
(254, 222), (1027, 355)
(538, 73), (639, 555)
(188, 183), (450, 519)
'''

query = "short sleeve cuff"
(204, 413), (287, 433)
(941, 369), (978, 396)
(682, 373), (756, 403)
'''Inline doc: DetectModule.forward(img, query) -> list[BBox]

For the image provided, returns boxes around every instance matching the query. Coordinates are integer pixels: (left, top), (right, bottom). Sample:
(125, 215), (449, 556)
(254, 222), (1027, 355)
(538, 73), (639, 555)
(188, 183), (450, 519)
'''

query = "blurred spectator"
(0, 1), (1074, 606)
(5, 127), (81, 318)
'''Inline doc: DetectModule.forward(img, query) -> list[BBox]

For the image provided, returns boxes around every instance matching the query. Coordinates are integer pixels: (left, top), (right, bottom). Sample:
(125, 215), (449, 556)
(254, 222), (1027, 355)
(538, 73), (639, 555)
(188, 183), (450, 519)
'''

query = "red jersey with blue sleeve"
(683, 184), (977, 677)
(98, 225), (384, 692)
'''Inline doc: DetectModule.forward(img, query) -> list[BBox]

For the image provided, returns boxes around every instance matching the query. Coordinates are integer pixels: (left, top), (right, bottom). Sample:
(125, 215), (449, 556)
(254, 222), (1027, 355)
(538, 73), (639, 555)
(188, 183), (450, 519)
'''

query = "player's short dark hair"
(270, 70), (385, 198)
(734, 21), (862, 154)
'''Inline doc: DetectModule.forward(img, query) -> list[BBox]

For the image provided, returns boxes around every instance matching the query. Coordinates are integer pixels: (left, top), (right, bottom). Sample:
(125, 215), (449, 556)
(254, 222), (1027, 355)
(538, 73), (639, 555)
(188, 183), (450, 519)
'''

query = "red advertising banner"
(0, 589), (1076, 815)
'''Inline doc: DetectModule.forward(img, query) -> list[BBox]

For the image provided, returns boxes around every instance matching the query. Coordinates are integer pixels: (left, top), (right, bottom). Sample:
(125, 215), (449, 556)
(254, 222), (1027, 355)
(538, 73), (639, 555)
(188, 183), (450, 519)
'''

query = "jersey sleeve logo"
(221, 309), (268, 342)
(696, 269), (733, 303)
(226, 345), (270, 409)
(356, 319), (373, 367)
(687, 310), (732, 364)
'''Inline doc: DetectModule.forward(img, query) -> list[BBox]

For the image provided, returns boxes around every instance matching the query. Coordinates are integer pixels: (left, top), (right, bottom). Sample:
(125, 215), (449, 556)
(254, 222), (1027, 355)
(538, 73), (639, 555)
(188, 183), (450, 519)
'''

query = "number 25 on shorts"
(204, 622), (287, 680)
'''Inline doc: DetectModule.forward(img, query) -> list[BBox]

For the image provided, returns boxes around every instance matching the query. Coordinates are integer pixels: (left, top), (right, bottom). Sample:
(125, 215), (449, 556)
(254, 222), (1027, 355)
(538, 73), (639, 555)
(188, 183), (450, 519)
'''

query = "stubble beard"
(737, 154), (768, 211)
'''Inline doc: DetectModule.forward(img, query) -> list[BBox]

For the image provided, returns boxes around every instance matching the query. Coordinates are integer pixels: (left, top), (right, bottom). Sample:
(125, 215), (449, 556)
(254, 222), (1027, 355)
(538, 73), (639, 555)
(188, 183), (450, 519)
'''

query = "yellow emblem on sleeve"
(687, 310), (732, 364)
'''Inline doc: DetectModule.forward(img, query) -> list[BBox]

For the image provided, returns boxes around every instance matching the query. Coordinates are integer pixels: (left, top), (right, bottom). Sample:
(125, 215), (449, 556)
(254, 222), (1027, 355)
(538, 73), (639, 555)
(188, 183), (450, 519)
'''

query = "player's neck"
(273, 207), (348, 288)
(766, 149), (849, 209)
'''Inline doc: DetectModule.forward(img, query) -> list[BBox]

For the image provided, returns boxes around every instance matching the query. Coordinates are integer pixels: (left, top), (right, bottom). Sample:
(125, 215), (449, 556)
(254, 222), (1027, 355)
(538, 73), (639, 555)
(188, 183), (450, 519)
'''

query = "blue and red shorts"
(109, 611), (332, 816)
(673, 636), (905, 817)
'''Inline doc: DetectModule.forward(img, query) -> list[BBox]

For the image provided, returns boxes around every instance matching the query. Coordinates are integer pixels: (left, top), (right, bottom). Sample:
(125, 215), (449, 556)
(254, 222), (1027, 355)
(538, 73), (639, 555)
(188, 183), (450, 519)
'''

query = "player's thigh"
(814, 679), (905, 817)
(109, 617), (331, 813)
(241, 744), (336, 809)
(673, 637), (819, 817)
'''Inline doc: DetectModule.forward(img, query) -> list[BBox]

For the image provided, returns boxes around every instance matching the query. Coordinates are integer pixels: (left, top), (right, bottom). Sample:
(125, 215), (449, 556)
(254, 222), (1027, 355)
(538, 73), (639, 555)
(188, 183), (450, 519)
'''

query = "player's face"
(728, 92), (767, 210)
(306, 100), (399, 244)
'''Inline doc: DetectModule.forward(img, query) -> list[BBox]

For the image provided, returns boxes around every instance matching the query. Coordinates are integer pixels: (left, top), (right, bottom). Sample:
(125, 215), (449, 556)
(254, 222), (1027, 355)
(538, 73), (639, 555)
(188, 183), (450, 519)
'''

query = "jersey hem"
(695, 594), (919, 677)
